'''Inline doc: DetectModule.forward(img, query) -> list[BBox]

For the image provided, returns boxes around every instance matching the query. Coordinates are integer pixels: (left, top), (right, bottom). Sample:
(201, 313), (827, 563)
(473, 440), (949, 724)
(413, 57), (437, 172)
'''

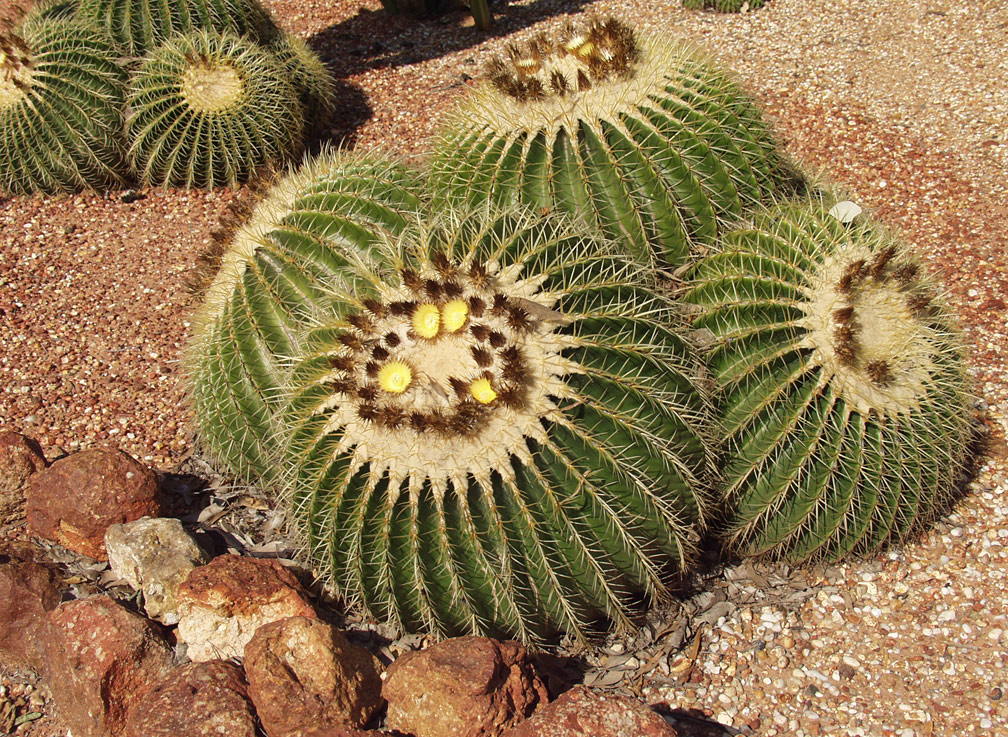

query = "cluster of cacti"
(430, 16), (800, 268)
(182, 14), (973, 645)
(185, 149), (423, 484)
(0, 0), (334, 194)
(683, 199), (972, 561)
(683, 0), (768, 12)
(280, 206), (712, 642)
(1, 11), (127, 194)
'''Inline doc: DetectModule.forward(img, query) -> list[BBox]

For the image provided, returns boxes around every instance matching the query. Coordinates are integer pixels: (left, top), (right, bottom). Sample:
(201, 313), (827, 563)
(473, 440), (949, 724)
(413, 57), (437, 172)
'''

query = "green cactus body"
(270, 34), (335, 140)
(429, 17), (797, 268)
(127, 30), (303, 188)
(185, 150), (423, 484)
(281, 207), (712, 644)
(0, 14), (127, 194)
(76, 0), (280, 56)
(683, 200), (972, 562)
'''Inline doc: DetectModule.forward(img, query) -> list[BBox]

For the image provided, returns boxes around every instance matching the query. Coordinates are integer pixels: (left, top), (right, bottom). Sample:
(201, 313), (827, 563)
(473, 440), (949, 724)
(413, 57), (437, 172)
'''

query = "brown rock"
(300, 729), (410, 737)
(46, 594), (175, 737)
(0, 541), (61, 671)
(123, 660), (258, 737)
(245, 616), (384, 737)
(502, 686), (679, 737)
(0, 431), (47, 523)
(176, 554), (316, 661)
(383, 636), (548, 737)
(26, 447), (161, 560)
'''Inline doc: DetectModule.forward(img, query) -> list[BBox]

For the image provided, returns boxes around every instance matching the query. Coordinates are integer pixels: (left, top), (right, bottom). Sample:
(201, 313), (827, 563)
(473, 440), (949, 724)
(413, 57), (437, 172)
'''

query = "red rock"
(46, 594), (175, 737)
(175, 554), (316, 661)
(0, 431), (47, 523)
(0, 541), (61, 671)
(501, 686), (679, 737)
(300, 729), (410, 737)
(123, 660), (258, 737)
(26, 447), (161, 560)
(383, 636), (548, 737)
(245, 616), (384, 737)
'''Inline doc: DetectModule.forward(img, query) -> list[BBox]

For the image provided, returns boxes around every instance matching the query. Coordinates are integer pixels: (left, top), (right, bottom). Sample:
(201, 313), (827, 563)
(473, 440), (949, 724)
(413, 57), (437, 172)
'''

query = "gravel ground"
(2, 1), (1007, 735)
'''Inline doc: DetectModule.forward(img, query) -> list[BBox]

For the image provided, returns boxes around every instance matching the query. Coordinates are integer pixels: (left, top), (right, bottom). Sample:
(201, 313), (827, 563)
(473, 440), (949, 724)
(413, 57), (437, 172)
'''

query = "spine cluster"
(486, 16), (640, 102)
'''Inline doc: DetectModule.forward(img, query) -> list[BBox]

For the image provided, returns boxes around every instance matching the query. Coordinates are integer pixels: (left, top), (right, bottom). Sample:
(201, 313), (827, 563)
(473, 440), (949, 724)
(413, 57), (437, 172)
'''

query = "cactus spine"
(184, 149), (423, 484)
(127, 30), (303, 188)
(430, 16), (798, 267)
(683, 0), (768, 12)
(0, 13), (127, 194)
(280, 206), (712, 644)
(683, 200), (972, 562)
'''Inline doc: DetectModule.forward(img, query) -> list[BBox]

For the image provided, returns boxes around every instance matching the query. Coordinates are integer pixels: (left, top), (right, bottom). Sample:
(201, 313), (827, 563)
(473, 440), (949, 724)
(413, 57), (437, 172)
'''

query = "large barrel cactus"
(75, 0), (280, 56)
(127, 29), (303, 188)
(280, 206), (712, 644)
(430, 16), (798, 267)
(0, 12), (127, 194)
(185, 149), (423, 484)
(683, 200), (973, 562)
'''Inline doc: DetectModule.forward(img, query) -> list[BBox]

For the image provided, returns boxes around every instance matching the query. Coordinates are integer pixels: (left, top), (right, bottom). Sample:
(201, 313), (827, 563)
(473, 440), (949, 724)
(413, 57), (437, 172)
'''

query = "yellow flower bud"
(470, 377), (498, 404)
(442, 299), (469, 333)
(378, 362), (412, 394)
(412, 303), (440, 339)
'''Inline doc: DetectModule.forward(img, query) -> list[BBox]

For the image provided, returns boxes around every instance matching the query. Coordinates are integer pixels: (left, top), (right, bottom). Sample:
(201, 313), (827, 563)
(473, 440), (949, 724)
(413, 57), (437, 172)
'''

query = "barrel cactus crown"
(282, 206), (712, 644)
(127, 29), (303, 188)
(430, 16), (798, 267)
(185, 149), (423, 484)
(76, 0), (280, 56)
(683, 200), (972, 562)
(0, 13), (127, 194)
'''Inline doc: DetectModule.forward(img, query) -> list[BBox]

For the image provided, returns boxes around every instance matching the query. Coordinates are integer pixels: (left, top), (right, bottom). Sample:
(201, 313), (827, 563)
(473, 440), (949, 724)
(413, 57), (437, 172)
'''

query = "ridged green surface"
(76, 0), (280, 56)
(430, 20), (798, 268)
(127, 30), (302, 188)
(282, 207), (712, 644)
(0, 15), (127, 194)
(185, 150), (423, 485)
(683, 200), (972, 562)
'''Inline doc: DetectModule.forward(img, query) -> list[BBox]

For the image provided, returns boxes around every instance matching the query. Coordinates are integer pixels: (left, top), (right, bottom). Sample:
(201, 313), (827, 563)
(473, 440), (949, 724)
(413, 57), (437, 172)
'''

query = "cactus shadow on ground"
(307, 0), (595, 81)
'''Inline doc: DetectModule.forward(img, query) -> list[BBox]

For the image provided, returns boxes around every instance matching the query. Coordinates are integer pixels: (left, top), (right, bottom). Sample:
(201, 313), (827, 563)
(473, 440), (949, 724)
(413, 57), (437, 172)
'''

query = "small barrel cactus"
(185, 149), (423, 484)
(281, 206), (712, 644)
(75, 0), (281, 56)
(430, 16), (799, 267)
(0, 13), (127, 194)
(127, 30), (304, 188)
(683, 199), (973, 562)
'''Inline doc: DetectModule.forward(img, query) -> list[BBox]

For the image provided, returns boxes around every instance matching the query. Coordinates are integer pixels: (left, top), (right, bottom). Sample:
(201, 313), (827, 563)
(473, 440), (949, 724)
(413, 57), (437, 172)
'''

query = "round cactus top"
(798, 232), (944, 418)
(307, 247), (574, 502)
(453, 16), (723, 140)
(181, 59), (245, 113)
(486, 16), (640, 103)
